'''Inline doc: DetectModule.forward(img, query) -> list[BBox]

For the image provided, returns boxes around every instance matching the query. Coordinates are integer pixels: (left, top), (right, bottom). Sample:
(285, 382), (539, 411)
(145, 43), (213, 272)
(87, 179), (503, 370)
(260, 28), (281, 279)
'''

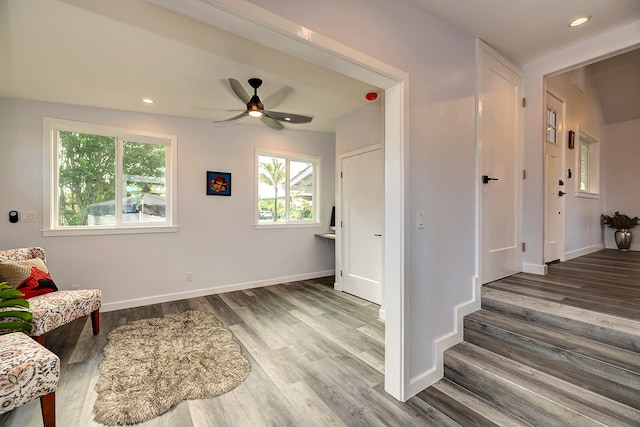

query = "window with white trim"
(256, 149), (320, 226)
(44, 118), (177, 235)
(546, 106), (558, 144)
(576, 129), (599, 198)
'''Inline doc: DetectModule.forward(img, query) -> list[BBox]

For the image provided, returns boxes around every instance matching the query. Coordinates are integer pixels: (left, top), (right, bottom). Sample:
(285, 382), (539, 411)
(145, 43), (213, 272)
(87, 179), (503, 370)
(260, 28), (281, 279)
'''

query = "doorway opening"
(150, 0), (409, 400)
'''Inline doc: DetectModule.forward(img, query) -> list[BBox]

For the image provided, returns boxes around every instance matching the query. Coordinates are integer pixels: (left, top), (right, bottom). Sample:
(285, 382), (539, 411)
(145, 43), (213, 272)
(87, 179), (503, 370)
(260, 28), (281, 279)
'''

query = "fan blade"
(263, 86), (293, 109)
(213, 111), (248, 123)
(228, 78), (250, 104)
(261, 115), (284, 130)
(265, 111), (313, 124)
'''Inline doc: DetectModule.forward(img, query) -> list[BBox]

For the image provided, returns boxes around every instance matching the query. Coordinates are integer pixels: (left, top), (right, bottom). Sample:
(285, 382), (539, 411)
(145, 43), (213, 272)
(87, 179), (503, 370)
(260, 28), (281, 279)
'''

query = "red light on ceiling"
(365, 92), (378, 101)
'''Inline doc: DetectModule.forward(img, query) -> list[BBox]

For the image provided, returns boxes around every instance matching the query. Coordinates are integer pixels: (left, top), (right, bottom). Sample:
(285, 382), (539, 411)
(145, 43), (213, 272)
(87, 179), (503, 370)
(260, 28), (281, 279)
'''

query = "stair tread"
(481, 287), (640, 352)
(445, 341), (640, 426)
(465, 309), (640, 409)
(466, 309), (640, 373)
(419, 378), (533, 427)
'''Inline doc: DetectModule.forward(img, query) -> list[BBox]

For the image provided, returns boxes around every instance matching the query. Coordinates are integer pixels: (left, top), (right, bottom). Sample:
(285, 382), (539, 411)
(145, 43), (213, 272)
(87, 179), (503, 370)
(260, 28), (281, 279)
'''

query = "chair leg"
(90, 309), (100, 335)
(40, 391), (56, 427)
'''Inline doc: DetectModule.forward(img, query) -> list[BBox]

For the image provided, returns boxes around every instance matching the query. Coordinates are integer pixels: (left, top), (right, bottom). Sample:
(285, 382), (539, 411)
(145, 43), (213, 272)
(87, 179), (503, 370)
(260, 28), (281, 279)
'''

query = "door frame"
(152, 0), (410, 401)
(336, 144), (385, 316)
(543, 87), (567, 263)
(476, 40), (524, 285)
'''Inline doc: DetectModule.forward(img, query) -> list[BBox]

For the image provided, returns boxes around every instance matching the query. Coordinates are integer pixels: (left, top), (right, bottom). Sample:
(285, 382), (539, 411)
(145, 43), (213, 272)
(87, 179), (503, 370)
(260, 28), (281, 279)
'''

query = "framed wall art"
(206, 171), (231, 196)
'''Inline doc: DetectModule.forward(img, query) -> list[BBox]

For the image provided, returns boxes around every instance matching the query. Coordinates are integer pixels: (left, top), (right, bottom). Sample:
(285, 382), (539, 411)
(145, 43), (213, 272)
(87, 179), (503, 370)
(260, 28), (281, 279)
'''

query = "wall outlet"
(186, 272), (193, 281)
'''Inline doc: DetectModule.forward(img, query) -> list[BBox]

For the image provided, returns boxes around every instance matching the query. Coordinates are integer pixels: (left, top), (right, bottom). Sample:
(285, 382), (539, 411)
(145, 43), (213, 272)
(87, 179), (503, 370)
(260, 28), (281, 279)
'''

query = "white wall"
(546, 69), (606, 257)
(522, 21), (640, 270)
(246, 0), (477, 395)
(0, 97), (336, 310)
(336, 100), (383, 155)
(604, 118), (640, 250)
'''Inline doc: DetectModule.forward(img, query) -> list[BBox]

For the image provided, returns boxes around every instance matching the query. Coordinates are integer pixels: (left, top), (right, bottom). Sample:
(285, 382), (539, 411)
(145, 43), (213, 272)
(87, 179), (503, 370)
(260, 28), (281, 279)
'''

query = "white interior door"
(341, 146), (383, 304)
(479, 43), (523, 284)
(544, 91), (565, 263)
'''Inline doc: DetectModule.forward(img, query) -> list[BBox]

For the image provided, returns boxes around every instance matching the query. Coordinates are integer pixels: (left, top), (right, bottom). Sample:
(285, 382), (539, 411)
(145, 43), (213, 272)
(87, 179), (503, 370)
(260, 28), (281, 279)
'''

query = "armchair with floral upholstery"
(0, 247), (101, 345)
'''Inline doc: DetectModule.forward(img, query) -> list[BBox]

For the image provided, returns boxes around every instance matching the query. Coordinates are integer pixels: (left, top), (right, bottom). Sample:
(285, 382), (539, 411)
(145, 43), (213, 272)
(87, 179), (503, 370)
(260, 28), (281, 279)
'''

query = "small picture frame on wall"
(568, 130), (575, 150)
(206, 171), (232, 196)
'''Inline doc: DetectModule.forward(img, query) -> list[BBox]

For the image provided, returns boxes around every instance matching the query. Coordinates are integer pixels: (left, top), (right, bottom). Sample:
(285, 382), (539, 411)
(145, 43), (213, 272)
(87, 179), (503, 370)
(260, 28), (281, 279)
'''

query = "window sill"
(575, 191), (600, 199)
(42, 225), (179, 237)
(254, 222), (321, 230)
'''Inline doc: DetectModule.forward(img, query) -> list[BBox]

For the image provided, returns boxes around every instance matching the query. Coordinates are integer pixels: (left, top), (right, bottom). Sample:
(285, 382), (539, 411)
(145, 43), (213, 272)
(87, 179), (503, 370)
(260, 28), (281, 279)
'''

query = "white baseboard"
(406, 276), (481, 398)
(565, 243), (606, 260)
(522, 263), (547, 275)
(102, 270), (335, 312)
(604, 242), (639, 251)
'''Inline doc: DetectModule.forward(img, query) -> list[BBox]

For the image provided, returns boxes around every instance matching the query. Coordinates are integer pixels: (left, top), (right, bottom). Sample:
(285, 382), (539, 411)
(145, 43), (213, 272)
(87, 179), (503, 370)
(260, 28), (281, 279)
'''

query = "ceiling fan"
(214, 78), (313, 130)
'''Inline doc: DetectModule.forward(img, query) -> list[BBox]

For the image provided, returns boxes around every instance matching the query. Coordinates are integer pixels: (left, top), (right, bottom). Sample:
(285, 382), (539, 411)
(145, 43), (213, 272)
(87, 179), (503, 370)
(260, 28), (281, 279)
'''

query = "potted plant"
(601, 211), (639, 251)
(0, 282), (32, 334)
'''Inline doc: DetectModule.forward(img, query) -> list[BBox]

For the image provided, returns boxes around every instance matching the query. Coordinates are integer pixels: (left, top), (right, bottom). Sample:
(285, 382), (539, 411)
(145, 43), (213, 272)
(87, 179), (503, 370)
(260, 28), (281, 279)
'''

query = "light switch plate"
(20, 212), (35, 223)
(417, 211), (425, 229)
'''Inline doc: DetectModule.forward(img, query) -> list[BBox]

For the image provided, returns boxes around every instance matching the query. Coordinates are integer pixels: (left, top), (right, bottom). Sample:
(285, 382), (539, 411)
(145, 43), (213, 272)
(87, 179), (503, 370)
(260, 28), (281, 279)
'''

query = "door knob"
(558, 191), (566, 196)
(482, 175), (499, 184)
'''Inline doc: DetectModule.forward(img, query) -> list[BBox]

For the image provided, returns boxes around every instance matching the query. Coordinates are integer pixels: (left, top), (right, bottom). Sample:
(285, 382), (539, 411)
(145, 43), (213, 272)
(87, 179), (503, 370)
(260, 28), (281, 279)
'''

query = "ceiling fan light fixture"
(217, 77), (312, 129)
(569, 16), (590, 27)
(247, 93), (264, 118)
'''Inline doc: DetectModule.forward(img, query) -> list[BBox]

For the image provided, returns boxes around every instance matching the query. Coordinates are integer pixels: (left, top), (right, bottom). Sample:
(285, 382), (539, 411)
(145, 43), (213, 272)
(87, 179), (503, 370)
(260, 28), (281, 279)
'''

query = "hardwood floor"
(1, 249), (637, 426)
(0, 277), (459, 427)
(484, 249), (640, 322)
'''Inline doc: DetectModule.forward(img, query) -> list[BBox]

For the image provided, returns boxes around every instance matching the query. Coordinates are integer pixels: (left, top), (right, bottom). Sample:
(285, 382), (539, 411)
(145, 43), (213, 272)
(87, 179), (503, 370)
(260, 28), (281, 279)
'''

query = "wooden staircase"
(417, 279), (640, 426)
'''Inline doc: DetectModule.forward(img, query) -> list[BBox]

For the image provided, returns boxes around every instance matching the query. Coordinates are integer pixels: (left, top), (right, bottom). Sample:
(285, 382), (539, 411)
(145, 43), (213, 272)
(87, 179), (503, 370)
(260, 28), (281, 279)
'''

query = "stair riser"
(481, 296), (640, 352)
(464, 318), (640, 409)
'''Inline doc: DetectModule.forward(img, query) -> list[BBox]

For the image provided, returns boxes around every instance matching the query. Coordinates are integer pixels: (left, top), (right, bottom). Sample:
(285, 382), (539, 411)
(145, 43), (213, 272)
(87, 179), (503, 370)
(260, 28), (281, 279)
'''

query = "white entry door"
(478, 42), (524, 284)
(340, 146), (383, 304)
(544, 91), (565, 263)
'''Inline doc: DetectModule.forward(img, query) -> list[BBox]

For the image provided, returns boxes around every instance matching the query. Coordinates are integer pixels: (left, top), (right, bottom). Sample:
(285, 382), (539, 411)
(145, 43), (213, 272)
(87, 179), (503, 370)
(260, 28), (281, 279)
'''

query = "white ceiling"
(0, 0), (378, 132)
(409, 0), (640, 65)
(1, 0), (639, 129)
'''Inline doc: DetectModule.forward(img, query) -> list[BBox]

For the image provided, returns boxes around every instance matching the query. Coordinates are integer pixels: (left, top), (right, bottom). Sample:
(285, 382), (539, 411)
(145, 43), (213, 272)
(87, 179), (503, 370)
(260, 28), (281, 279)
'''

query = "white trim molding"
(408, 275), (481, 397)
(102, 270), (335, 312)
(522, 263), (548, 275)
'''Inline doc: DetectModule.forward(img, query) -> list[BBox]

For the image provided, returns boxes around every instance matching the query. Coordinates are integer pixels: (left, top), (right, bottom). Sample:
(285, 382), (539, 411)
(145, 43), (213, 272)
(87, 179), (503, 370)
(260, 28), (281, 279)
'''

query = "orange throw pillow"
(16, 266), (58, 299)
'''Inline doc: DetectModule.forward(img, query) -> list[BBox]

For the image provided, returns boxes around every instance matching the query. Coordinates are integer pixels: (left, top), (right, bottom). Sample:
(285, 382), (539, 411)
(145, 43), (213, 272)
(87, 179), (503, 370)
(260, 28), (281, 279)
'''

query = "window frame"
(43, 117), (178, 236)
(255, 148), (321, 228)
(575, 127), (600, 199)
(545, 106), (558, 145)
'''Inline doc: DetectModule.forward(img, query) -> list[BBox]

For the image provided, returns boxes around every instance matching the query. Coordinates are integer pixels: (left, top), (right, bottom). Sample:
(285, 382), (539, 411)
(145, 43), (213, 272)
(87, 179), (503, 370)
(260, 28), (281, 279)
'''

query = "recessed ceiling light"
(569, 16), (590, 27)
(142, 98), (154, 104)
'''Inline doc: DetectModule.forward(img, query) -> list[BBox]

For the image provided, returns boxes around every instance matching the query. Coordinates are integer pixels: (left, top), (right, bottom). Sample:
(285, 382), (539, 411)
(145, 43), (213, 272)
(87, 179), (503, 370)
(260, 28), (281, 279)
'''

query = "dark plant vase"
(614, 229), (632, 251)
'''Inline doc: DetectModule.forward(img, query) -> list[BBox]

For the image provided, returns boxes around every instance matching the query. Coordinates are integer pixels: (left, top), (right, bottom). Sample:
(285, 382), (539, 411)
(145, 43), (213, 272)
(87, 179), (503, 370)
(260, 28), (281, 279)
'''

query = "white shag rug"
(94, 310), (250, 425)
